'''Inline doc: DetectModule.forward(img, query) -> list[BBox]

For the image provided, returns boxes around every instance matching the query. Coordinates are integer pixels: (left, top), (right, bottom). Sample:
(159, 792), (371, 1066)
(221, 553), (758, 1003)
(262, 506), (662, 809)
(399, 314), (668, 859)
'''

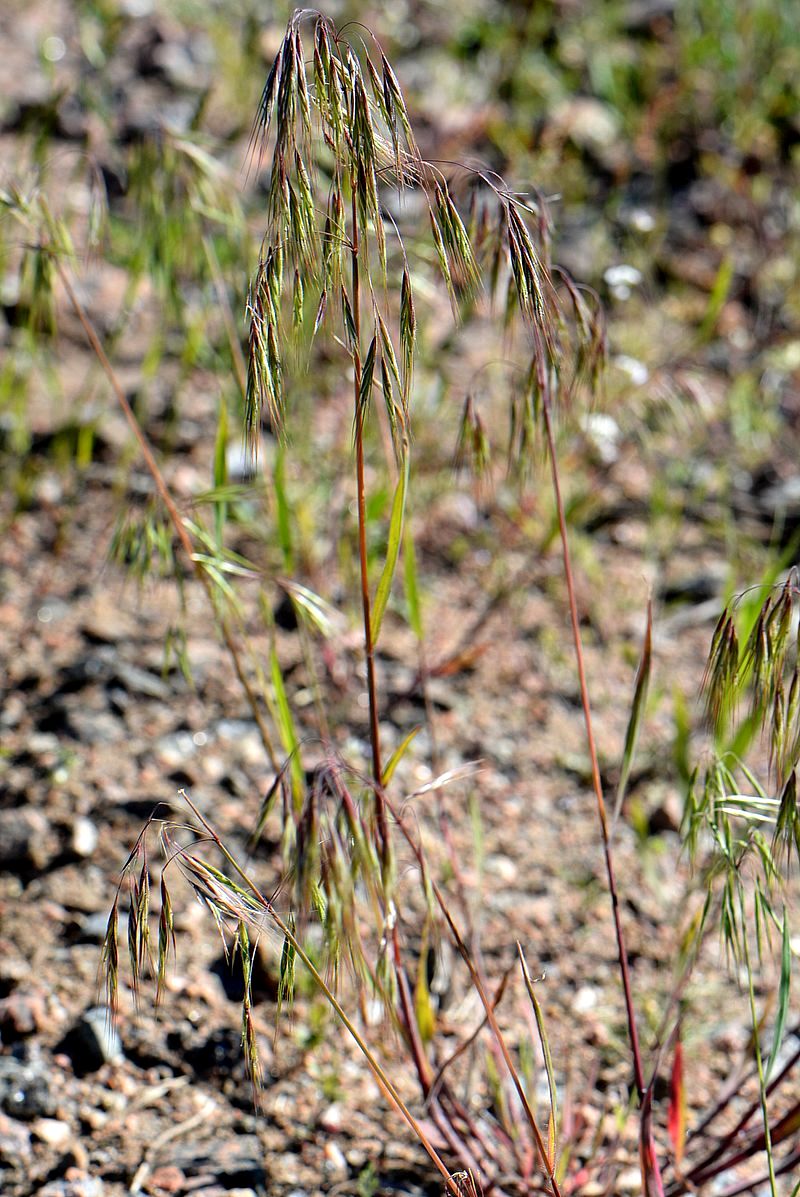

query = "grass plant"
(3, 7), (799, 1196)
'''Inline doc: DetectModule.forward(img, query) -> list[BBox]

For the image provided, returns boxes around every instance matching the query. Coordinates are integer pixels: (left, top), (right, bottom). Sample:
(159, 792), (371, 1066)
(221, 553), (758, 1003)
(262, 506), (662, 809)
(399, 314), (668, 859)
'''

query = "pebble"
(0, 954), (30, 989)
(647, 793), (682, 835)
(59, 1007), (123, 1076)
(70, 817), (99, 859)
(617, 1167), (643, 1192)
(323, 1141), (347, 1176)
(573, 985), (598, 1014)
(0, 989), (48, 1039)
(318, 1102), (344, 1134)
(0, 1110), (33, 1163)
(581, 412), (622, 465)
(0, 1048), (57, 1119)
(146, 1164), (185, 1192)
(614, 354), (650, 386)
(551, 96), (621, 158)
(33, 1116), (72, 1148)
(38, 1174), (106, 1197)
(81, 596), (137, 644)
(77, 911), (111, 944)
(0, 808), (60, 873)
(156, 730), (198, 769)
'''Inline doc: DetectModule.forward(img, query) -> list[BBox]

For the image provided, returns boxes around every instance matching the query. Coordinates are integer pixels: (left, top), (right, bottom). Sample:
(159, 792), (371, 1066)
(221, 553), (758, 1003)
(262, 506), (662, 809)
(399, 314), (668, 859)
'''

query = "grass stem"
(540, 388), (664, 1193)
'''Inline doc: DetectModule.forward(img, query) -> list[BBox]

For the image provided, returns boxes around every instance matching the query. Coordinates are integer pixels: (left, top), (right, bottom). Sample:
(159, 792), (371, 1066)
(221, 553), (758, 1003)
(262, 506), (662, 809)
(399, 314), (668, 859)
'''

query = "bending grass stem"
(178, 791), (464, 1197)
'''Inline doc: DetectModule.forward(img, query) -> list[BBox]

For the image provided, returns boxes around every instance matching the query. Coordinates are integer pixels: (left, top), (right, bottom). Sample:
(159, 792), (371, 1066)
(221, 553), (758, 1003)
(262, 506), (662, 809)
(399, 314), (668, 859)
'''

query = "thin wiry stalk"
(539, 387), (664, 1193)
(55, 260), (281, 774)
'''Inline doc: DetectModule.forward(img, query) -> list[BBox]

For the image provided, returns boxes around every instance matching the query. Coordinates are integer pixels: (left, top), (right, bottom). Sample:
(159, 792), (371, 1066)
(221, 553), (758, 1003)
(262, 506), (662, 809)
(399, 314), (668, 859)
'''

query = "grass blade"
(517, 943), (558, 1171)
(371, 452), (409, 643)
(612, 599), (652, 830)
(765, 907), (792, 1081)
(382, 726), (421, 786)
(270, 644), (303, 803)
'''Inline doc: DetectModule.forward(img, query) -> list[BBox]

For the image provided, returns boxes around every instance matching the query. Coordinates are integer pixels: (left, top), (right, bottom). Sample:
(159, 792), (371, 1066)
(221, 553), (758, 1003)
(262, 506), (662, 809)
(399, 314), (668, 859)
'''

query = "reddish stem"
(540, 388), (664, 1194)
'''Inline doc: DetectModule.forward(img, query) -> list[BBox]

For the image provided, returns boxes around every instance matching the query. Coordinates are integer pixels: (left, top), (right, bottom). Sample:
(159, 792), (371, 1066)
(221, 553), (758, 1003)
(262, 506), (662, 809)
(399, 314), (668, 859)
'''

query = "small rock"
(614, 355), (649, 386)
(111, 658), (172, 700)
(604, 264), (643, 290)
(0, 1048), (57, 1119)
(58, 1007), (123, 1076)
(146, 1164), (185, 1193)
(0, 1110), (32, 1163)
(33, 1117), (72, 1148)
(81, 595), (137, 644)
(0, 808), (59, 874)
(0, 954), (30, 991)
(581, 412), (622, 465)
(38, 1173), (106, 1197)
(318, 1102), (344, 1134)
(156, 730), (198, 769)
(485, 854), (517, 883)
(70, 818), (99, 859)
(573, 985), (598, 1014)
(323, 1141), (347, 1176)
(0, 989), (48, 1039)
(76, 911), (110, 944)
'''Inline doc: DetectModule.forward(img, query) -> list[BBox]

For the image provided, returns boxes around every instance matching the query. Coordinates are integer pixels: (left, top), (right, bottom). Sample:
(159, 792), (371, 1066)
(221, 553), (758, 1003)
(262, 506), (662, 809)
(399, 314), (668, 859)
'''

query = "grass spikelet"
(237, 920), (262, 1095)
(250, 763), (293, 853)
(433, 181), (481, 306)
(773, 770), (800, 867)
(454, 395), (491, 483)
(380, 51), (419, 161)
(156, 874), (175, 1006)
(355, 331), (377, 437)
(101, 898), (119, 1013)
(400, 265), (415, 408)
(277, 913), (297, 1024)
(429, 202), (455, 313)
(702, 612), (739, 734)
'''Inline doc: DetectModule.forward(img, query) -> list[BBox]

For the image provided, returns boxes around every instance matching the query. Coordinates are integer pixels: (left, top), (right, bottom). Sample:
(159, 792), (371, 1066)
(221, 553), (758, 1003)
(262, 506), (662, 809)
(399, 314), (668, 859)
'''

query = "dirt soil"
(2, 4), (800, 1197)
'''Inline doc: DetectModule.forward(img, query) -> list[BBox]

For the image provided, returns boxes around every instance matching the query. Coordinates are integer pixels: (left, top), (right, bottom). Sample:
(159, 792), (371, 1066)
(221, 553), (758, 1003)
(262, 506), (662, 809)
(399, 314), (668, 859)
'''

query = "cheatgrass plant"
(674, 568), (800, 1197)
(7, 7), (800, 1197)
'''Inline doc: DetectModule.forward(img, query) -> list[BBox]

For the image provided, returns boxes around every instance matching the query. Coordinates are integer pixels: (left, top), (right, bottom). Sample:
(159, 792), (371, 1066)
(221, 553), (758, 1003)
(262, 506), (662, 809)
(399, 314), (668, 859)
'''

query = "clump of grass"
(99, 9), (797, 1194)
(6, 8), (799, 1197)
